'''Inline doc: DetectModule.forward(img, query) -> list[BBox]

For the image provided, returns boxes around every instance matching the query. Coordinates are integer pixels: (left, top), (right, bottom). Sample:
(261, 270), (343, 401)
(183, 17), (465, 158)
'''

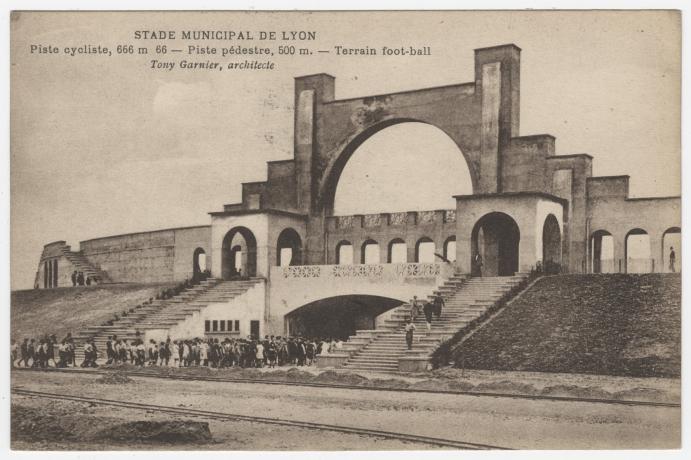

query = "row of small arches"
(335, 236), (457, 265)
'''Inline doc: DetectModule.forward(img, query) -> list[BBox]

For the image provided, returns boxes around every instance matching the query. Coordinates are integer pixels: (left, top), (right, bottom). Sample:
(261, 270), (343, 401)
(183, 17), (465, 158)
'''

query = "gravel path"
(12, 371), (680, 450)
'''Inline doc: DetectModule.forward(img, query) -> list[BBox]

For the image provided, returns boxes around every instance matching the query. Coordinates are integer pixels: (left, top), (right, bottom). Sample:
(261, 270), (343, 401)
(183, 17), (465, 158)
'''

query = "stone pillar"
(474, 44), (521, 193)
(649, 233), (663, 273)
(613, 235), (626, 273)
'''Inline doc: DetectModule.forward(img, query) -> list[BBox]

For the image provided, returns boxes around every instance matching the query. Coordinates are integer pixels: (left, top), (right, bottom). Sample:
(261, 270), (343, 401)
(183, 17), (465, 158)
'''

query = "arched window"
(625, 228), (650, 273)
(443, 236), (456, 262)
(590, 230), (614, 273)
(276, 228), (303, 267)
(221, 226), (257, 279)
(387, 239), (407, 263)
(415, 237), (436, 263)
(361, 240), (380, 265)
(336, 241), (353, 265)
(193, 247), (206, 274)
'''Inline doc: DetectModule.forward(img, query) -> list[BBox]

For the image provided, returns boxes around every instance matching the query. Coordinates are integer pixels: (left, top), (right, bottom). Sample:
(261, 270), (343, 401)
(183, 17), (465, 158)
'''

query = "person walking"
(670, 246), (677, 273)
(423, 301), (433, 334)
(410, 296), (421, 321)
(473, 252), (483, 277)
(404, 318), (416, 350)
(18, 339), (29, 367)
(433, 293), (445, 320)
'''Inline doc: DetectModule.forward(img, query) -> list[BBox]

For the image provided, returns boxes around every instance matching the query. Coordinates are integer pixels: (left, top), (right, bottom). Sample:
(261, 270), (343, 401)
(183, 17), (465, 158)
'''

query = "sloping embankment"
(451, 274), (680, 377)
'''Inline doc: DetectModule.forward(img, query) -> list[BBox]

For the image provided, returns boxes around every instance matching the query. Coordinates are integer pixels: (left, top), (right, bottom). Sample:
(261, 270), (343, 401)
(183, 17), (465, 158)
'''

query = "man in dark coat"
(433, 294), (445, 320)
(18, 339), (29, 367)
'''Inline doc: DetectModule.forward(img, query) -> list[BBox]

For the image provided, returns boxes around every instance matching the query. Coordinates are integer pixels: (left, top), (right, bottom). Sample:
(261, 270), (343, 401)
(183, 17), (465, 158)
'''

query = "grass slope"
(11, 284), (174, 340)
(453, 274), (680, 377)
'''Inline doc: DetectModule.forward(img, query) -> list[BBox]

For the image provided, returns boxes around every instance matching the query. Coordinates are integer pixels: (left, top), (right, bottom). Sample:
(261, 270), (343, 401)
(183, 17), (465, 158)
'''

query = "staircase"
(73, 278), (261, 362)
(341, 274), (529, 373)
(60, 245), (112, 283)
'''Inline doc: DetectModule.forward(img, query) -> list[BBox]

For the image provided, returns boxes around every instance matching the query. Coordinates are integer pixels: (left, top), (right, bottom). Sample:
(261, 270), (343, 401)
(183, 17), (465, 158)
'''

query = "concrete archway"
(590, 230), (614, 273)
(542, 214), (561, 273)
(415, 237), (436, 263)
(388, 238), (407, 263)
(662, 227), (681, 272)
(285, 295), (404, 339)
(193, 247), (206, 275)
(336, 240), (353, 265)
(276, 228), (303, 267)
(444, 236), (457, 262)
(625, 228), (650, 273)
(471, 212), (520, 276)
(322, 120), (477, 215)
(361, 239), (380, 264)
(221, 226), (257, 279)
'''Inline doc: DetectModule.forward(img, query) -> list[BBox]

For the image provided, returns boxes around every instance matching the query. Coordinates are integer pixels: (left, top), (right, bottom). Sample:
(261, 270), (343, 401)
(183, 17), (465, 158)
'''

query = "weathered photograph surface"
(10, 10), (681, 451)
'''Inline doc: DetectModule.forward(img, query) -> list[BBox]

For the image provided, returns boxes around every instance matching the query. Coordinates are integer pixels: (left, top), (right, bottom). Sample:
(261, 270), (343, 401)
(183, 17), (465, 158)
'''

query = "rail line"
(12, 388), (506, 450)
(12, 367), (680, 409)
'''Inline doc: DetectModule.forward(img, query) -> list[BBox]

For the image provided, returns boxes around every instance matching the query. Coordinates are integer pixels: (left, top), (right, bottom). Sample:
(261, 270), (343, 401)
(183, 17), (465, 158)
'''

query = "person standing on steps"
(433, 293), (445, 320)
(670, 246), (677, 273)
(410, 296), (421, 321)
(404, 318), (416, 350)
(473, 252), (483, 277)
(423, 301), (433, 334)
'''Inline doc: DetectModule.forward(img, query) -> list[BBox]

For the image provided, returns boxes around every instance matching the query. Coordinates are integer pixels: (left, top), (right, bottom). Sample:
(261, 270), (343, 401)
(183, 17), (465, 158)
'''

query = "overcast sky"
(10, 11), (680, 290)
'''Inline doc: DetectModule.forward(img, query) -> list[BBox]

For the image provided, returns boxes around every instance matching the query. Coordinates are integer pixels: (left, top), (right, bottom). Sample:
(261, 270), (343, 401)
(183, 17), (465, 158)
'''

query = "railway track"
(12, 388), (506, 450)
(12, 367), (680, 409)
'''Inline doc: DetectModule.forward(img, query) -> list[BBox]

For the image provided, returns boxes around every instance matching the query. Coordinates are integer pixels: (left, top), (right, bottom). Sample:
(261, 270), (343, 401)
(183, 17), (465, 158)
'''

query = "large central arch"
(321, 119), (479, 215)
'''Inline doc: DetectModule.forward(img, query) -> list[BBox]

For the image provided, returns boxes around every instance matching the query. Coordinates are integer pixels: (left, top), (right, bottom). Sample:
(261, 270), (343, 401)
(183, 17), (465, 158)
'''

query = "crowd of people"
(104, 335), (345, 369)
(11, 333), (347, 370)
(11, 333), (80, 369)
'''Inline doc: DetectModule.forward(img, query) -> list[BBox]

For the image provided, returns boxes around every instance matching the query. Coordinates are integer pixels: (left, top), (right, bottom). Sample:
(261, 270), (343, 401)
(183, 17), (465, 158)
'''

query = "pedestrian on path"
(410, 296), (421, 321)
(404, 318), (416, 350)
(423, 301), (433, 334)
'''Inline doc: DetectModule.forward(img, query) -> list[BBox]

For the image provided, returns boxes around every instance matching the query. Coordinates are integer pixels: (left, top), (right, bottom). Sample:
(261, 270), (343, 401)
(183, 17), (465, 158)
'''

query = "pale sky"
(10, 11), (681, 290)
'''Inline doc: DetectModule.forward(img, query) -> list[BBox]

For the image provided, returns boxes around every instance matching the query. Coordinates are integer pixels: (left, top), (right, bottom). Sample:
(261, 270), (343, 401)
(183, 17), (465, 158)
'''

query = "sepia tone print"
(10, 10), (680, 451)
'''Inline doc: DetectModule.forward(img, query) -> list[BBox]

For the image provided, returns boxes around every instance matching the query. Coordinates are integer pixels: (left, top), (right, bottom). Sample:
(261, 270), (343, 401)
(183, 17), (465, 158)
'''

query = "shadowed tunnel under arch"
(285, 295), (404, 340)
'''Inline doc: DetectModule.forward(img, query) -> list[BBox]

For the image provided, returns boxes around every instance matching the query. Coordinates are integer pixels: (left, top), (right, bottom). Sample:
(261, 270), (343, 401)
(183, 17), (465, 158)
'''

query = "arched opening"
(336, 240), (353, 265)
(361, 239), (380, 265)
(542, 214), (562, 273)
(285, 295), (404, 339)
(388, 238), (407, 263)
(443, 236), (456, 262)
(590, 230), (614, 273)
(662, 227), (681, 273)
(276, 228), (303, 267)
(625, 228), (651, 273)
(471, 212), (520, 277)
(415, 237), (436, 263)
(193, 247), (206, 275)
(331, 122), (473, 216)
(221, 227), (257, 279)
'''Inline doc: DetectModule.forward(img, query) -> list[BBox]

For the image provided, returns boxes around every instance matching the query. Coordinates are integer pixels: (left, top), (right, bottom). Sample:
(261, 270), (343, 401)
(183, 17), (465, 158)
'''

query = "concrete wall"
(79, 226), (210, 284)
(145, 280), (266, 341)
(587, 176), (680, 272)
(456, 193), (566, 274)
(266, 263), (454, 334)
(325, 210), (457, 266)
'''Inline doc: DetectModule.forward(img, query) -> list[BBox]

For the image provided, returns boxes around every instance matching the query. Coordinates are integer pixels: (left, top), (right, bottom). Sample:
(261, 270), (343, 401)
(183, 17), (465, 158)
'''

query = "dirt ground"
(11, 370), (680, 450)
(12, 395), (425, 451)
(88, 363), (681, 404)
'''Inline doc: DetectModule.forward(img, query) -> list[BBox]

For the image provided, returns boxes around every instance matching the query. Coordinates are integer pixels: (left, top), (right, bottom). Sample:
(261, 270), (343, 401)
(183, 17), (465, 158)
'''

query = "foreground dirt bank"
(11, 371), (680, 450)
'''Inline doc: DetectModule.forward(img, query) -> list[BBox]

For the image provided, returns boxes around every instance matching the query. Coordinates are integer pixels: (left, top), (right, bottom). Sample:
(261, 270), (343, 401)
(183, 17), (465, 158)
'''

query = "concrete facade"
(35, 43), (680, 336)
